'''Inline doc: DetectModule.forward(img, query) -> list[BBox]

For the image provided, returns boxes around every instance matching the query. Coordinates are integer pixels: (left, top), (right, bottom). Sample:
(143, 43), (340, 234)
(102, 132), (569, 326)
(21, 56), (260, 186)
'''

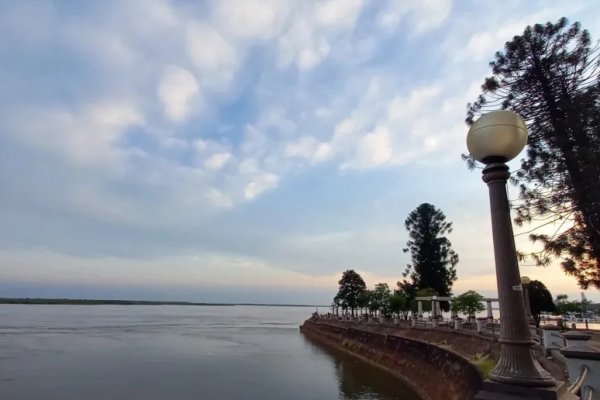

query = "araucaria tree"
(399, 203), (458, 301)
(466, 18), (600, 289)
(334, 269), (366, 317)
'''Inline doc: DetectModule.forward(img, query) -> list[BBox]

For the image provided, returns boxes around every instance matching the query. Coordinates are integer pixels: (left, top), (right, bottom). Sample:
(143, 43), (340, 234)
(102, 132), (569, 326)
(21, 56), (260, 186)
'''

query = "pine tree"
(399, 203), (458, 300)
(466, 18), (600, 289)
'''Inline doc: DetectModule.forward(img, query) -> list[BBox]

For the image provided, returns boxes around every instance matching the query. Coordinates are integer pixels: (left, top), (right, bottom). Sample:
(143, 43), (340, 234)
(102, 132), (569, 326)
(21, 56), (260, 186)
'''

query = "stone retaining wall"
(300, 319), (486, 400)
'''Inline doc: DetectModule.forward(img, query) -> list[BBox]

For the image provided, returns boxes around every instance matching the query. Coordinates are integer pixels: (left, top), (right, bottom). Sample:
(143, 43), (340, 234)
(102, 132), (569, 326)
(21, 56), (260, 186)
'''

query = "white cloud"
(66, 27), (136, 68)
(194, 139), (208, 152)
(186, 21), (238, 90)
(212, 0), (288, 40)
(333, 118), (357, 140)
(344, 126), (393, 169)
(157, 66), (199, 122)
(277, 0), (364, 70)
(450, 6), (580, 63)
(314, 142), (334, 162)
(388, 85), (442, 121)
(124, 0), (179, 32)
(285, 136), (333, 164)
(278, 18), (331, 70)
(315, 0), (363, 30)
(241, 125), (268, 157)
(239, 158), (259, 174)
(244, 172), (279, 200)
(377, 0), (452, 33)
(69, 183), (140, 224)
(206, 187), (233, 208)
(285, 136), (319, 158)
(14, 101), (142, 167)
(204, 152), (232, 170)
(5, 0), (600, 302)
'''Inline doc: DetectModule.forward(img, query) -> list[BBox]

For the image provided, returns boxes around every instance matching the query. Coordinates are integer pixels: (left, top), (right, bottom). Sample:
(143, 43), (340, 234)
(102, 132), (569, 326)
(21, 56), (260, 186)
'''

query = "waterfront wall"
(300, 319), (487, 400)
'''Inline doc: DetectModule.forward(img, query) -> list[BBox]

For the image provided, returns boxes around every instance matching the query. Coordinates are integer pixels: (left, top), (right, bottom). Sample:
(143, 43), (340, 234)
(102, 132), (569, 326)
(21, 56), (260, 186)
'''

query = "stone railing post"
(476, 318), (486, 333)
(417, 301), (423, 319)
(454, 318), (461, 330)
(486, 300), (494, 323)
(411, 316), (417, 327)
(560, 334), (599, 400)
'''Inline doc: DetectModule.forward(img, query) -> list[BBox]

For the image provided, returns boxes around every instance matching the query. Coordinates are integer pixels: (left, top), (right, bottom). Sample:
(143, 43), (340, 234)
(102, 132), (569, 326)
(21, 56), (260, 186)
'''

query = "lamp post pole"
(468, 111), (556, 394)
(482, 162), (553, 386)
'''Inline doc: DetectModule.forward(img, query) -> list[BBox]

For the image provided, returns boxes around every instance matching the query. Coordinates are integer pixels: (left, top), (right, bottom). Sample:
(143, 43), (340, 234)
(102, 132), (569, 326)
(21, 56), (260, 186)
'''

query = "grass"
(472, 356), (497, 379)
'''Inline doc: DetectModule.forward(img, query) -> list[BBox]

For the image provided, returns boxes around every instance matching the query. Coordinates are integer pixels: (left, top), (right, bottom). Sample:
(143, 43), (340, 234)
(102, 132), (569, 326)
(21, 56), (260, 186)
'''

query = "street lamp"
(467, 111), (555, 388)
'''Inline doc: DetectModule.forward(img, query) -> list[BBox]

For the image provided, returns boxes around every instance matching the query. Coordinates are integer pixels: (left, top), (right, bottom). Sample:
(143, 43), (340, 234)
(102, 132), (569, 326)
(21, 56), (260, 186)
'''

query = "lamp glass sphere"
(520, 276), (531, 285)
(467, 110), (528, 164)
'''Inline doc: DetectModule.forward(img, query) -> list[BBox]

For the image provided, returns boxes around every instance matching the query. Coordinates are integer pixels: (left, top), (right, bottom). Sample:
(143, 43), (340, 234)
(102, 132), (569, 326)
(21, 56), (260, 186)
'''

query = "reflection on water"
(302, 335), (421, 400)
(0, 305), (421, 400)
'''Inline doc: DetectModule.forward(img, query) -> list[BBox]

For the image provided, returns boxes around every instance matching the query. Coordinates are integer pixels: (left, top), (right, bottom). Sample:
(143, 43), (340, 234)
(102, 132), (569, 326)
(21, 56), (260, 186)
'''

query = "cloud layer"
(0, 0), (598, 302)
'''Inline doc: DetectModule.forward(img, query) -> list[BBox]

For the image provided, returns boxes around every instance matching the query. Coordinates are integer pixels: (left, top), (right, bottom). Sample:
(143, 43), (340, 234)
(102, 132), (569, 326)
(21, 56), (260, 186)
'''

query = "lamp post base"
(474, 380), (560, 400)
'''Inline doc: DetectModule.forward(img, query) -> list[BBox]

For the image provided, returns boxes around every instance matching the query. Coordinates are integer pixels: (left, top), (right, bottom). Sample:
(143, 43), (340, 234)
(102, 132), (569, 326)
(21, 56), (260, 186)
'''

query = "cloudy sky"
(1, 0), (599, 304)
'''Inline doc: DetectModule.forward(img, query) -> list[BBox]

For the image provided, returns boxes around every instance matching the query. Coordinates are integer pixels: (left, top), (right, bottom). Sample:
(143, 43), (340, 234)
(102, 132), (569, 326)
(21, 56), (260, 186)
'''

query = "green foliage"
(369, 283), (392, 316)
(399, 203), (458, 299)
(466, 18), (600, 289)
(451, 290), (485, 318)
(554, 294), (584, 315)
(474, 357), (497, 380)
(389, 292), (408, 318)
(335, 269), (367, 316)
(527, 280), (555, 327)
(357, 289), (371, 313)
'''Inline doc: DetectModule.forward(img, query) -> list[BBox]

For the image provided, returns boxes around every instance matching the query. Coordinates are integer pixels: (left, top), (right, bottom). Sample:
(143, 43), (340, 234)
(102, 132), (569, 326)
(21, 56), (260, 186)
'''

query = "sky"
(1, 0), (599, 305)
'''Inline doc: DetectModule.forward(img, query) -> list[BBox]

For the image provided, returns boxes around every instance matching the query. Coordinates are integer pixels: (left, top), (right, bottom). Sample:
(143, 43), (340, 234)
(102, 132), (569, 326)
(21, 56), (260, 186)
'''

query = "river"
(0, 304), (421, 400)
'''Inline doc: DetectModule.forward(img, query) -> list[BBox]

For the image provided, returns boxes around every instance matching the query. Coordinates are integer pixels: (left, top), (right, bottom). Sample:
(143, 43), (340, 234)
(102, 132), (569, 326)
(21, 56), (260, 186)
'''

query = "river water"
(0, 305), (421, 400)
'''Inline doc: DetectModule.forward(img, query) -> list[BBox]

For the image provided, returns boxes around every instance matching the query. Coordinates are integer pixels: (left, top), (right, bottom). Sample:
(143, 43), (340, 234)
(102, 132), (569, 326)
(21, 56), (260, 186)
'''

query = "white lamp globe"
(521, 276), (531, 285)
(466, 110), (528, 164)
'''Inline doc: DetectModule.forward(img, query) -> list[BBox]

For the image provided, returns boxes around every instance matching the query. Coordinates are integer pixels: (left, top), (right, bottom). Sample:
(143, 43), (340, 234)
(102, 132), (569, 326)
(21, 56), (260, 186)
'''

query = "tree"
(451, 290), (485, 321)
(357, 289), (371, 315)
(399, 203), (458, 302)
(527, 280), (556, 327)
(466, 18), (600, 289)
(334, 270), (367, 317)
(389, 291), (409, 319)
(554, 294), (584, 315)
(370, 283), (392, 317)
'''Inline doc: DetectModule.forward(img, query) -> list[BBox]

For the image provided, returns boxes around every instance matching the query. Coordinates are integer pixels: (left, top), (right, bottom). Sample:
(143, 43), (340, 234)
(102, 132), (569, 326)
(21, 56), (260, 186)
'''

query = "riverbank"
(300, 317), (491, 400)
(300, 316), (574, 400)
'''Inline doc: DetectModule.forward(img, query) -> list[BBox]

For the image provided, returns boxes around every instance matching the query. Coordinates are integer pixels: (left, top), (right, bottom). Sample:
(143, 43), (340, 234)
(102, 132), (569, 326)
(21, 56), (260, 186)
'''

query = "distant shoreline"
(0, 297), (325, 307)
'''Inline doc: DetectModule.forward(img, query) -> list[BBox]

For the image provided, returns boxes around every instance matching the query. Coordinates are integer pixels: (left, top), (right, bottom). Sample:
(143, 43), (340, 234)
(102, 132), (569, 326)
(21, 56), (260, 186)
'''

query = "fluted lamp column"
(467, 111), (554, 387)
